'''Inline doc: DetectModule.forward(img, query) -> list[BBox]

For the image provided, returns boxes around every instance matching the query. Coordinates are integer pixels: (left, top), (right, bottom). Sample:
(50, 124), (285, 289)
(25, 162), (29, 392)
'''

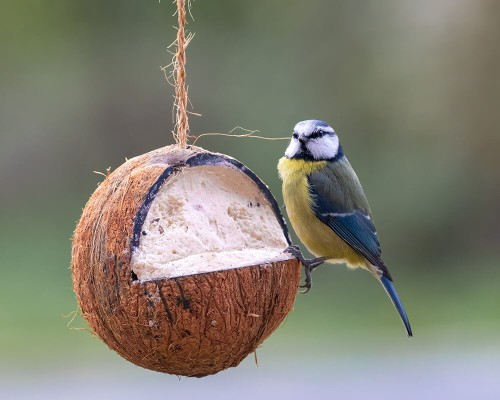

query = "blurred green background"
(1, 0), (499, 398)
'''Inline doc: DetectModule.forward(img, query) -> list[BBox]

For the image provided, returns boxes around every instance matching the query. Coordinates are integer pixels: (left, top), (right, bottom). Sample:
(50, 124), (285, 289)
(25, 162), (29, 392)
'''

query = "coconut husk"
(72, 145), (300, 377)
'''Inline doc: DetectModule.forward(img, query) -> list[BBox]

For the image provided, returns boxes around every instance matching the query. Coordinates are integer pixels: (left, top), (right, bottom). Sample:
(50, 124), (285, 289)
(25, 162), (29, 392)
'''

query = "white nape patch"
(306, 134), (339, 160)
(131, 165), (291, 281)
(285, 138), (301, 158)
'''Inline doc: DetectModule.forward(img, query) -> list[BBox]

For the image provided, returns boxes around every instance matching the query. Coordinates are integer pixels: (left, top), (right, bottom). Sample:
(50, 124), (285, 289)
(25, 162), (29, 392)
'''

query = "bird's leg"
(284, 245), (327, 293)
(300, 257), (327, 293)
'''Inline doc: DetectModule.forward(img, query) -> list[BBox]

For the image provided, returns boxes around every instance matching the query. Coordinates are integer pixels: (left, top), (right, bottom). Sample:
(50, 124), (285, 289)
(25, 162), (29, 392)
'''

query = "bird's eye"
(292, 132), (299, 139)
(309, 130), (324, 139)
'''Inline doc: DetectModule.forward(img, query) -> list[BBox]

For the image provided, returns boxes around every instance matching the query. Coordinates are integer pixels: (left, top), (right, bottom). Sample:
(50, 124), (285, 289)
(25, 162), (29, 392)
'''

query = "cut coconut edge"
(130, 153), (295, 283)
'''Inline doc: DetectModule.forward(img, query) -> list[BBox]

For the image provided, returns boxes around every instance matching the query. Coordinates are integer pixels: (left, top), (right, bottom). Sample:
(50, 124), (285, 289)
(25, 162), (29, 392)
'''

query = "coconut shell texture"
(72, 145), (300, 377)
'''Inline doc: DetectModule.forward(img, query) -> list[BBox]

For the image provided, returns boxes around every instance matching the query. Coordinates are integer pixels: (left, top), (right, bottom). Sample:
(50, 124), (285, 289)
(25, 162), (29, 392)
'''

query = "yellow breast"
(277, 157), (364, 266)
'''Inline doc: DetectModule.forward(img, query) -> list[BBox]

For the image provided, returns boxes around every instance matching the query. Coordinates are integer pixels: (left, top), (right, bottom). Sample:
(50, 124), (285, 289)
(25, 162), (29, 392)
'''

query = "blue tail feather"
(380, 275), (413, 337)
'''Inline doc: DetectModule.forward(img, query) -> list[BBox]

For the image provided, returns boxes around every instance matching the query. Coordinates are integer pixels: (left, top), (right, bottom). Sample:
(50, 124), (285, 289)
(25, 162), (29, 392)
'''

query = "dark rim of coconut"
(130, 152), (292, 279)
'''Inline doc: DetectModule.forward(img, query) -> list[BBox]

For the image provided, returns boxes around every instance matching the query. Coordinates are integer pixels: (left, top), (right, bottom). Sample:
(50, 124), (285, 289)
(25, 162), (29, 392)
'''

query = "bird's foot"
(300, 265), (313, 294)
(284, 245), (326, 294)
(284, 245), (303, 260)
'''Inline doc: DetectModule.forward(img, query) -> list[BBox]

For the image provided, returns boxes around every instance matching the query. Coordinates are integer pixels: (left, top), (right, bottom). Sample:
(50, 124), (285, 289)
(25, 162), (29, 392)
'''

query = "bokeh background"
(1, 0), (499, 398)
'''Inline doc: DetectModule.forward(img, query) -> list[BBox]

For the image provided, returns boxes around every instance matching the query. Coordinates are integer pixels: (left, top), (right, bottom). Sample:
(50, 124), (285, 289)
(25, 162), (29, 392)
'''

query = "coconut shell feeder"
(71, 0), (300, 378)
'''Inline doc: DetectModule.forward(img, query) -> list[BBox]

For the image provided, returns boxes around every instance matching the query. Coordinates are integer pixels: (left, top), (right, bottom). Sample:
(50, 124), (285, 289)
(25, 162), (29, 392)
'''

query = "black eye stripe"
(293, 130), (334, 140)
(308, 130), (327, 139)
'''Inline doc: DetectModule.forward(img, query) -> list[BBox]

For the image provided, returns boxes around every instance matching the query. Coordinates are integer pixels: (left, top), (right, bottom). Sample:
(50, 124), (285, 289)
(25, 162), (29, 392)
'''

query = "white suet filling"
(131, 165), (291, 281)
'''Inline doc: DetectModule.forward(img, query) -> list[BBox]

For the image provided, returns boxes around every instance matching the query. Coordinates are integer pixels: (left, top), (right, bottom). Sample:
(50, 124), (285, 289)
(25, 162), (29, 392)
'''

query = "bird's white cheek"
(307, 136), (339, 160)
(285, 140), (301, 158)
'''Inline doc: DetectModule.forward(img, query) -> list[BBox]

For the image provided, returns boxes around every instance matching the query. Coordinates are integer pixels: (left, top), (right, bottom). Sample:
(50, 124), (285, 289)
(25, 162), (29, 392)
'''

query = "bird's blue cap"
(295, 120), (332, 129)
(308, 120), (331, 127)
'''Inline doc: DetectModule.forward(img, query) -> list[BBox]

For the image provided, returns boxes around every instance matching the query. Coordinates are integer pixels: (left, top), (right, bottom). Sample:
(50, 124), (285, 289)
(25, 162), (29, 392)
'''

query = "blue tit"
(278, 119), (412, 337)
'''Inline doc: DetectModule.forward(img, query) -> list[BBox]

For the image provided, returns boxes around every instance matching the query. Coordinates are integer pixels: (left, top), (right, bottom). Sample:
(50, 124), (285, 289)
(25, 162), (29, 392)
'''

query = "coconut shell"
(71, 145), (300, 377)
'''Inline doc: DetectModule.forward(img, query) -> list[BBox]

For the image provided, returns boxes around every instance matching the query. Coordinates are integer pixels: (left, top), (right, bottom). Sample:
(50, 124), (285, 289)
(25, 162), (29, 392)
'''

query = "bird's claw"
(284, 245), (315, 293)
(298, 266), (313, 293)
(284, 245), (303, 260)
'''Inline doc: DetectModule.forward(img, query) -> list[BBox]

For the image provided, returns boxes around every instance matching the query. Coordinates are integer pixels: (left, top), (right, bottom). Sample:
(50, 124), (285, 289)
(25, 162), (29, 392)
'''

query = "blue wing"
(308, 163), (392, 280)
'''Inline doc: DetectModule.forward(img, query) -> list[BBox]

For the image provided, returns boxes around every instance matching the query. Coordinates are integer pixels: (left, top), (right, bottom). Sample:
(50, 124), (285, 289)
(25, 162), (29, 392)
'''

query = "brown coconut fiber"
(72, 145), (300, 377)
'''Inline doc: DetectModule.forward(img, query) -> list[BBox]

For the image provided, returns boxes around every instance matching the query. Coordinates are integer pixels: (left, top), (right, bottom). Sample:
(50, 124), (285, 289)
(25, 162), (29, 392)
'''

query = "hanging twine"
(173, 0), (189, 148)
(166, 0), (289, 147)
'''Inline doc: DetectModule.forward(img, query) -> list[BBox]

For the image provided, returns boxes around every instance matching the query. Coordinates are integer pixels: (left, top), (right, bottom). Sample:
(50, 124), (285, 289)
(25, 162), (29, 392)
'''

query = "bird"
(278, 119), (412, 337)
